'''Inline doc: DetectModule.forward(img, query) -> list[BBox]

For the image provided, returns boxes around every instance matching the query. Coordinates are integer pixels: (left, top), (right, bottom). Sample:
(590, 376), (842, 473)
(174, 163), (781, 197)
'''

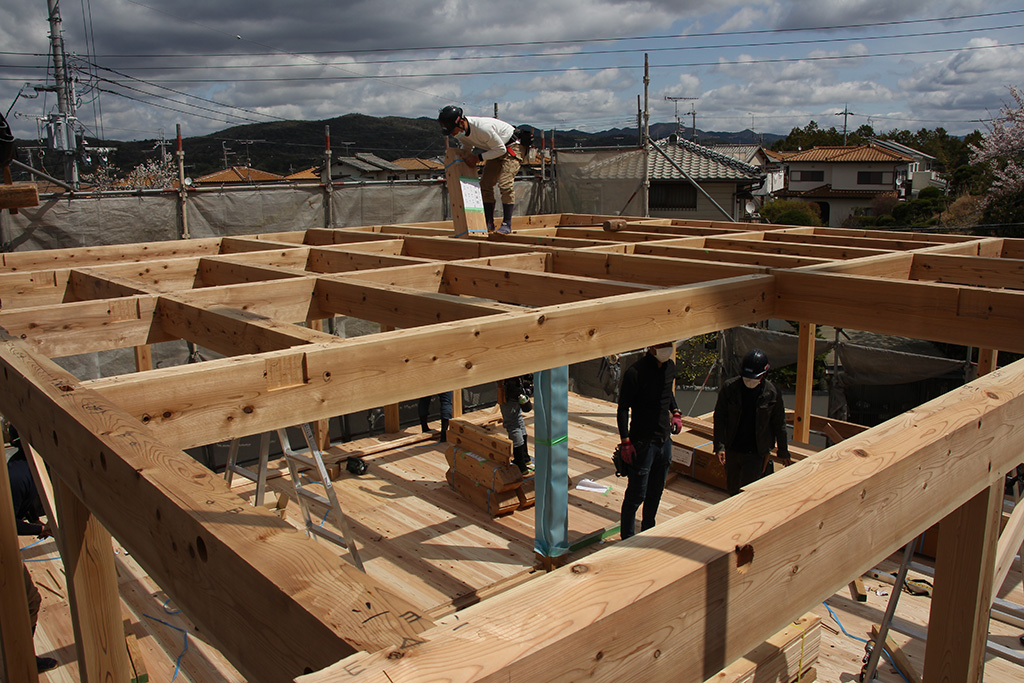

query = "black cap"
(438, 105), (463, 135)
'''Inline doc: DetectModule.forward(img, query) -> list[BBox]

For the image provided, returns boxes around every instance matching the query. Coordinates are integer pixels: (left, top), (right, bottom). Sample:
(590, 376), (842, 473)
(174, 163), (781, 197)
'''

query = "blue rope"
(822, 601), (911, 683)
(143, 613), (189, 682)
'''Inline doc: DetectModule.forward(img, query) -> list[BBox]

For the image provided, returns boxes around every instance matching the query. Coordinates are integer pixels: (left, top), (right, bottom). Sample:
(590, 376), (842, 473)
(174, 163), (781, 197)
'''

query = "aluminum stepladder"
(223, 432), (272, 507)
(276, 424), (365, 571)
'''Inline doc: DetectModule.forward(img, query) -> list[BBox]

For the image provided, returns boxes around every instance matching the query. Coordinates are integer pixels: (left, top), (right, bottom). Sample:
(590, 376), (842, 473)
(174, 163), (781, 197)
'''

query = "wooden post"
(444, 148), (487, 237)
(308, 319), (333, 449)
(133, 345), (152, 373)
(53, 478), (133, 682)
(0, 443), (40, 683)
(793, 322), (816, 444)
(452, 388), (463, 419)
(977, 348), (998, 377)
(923, 480), (1002, 682)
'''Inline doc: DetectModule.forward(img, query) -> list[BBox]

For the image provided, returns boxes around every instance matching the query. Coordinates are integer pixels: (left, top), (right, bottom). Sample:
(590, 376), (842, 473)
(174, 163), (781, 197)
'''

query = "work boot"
(497, 203), (514, 234)
(512, 443), (530, 473)
(420, 416), (430, 433)
(439, 418), (449, 442)
(483, 202), (496, 232)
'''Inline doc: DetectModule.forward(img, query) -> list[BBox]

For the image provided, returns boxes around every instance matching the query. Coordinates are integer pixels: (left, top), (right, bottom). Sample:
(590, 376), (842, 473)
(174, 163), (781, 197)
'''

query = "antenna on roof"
(665, 96), (697, 138)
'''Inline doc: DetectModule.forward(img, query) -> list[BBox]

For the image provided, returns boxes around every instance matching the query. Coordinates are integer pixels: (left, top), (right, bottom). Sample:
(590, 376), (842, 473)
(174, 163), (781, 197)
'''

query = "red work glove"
(620, 440), (637, 464)
(670, 412), (683, 434)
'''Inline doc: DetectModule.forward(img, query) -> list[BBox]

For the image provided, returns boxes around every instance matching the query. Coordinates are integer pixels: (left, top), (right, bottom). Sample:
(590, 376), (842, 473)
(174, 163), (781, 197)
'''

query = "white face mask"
(742, 377), (761, 389)
(653, 346), (673, 363)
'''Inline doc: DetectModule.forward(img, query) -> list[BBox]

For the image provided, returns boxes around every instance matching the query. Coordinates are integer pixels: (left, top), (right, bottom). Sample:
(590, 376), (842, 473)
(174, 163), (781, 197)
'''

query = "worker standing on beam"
(616, 342), (684, 540)
(437, 105), (527, 234)
(713, 348), (791, 497)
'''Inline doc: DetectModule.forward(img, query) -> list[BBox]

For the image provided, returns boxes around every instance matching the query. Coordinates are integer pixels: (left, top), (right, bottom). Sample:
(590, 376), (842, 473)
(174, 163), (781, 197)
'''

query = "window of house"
(792, 170), (824, 182)
(857, 171), (889, 185)
(650, 182), (697, 209)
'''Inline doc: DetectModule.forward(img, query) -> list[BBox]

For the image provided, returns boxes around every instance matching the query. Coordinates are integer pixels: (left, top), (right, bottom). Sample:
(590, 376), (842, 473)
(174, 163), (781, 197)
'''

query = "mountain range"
(15, 114), (784, 179)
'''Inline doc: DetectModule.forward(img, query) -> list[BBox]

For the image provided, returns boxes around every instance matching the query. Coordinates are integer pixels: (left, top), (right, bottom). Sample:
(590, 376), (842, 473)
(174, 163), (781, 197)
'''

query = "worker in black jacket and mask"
(713, 348), (791, 496)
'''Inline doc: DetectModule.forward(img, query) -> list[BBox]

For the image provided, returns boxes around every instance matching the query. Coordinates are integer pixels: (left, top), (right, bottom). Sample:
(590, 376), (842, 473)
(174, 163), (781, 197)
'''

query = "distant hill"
(11, 114), (785, 179)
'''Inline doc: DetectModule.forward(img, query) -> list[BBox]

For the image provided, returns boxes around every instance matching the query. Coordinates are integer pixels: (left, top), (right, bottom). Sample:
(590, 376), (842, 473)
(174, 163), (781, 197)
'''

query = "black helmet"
(438, 105), (463, 135)
(740, 348), (769, 378)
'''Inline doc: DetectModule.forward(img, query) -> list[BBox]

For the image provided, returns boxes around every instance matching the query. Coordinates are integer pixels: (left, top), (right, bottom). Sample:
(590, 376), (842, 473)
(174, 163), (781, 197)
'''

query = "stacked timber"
(444, 416), (535, 516)
(706, 613), (821, 683)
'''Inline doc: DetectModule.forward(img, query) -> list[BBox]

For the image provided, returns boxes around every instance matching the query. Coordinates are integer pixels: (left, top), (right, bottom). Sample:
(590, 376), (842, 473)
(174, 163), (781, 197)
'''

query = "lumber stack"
(705, 612), (821, 683)
(444, 416), (534, 516)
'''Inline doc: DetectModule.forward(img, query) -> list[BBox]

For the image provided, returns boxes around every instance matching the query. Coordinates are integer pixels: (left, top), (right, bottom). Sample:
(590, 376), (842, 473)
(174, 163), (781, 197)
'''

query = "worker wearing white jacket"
(438, 105), (527, 233)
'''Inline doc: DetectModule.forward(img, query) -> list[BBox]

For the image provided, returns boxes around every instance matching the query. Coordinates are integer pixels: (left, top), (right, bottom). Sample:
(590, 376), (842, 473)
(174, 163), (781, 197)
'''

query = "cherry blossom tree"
(971, 86), (1024, 203)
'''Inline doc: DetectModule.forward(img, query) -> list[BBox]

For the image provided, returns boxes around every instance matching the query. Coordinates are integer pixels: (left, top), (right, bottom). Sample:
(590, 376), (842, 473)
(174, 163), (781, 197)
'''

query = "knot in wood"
(571, 564), (588, 574)
(853, 448), (869, 457)
(387, 651), (404, 660)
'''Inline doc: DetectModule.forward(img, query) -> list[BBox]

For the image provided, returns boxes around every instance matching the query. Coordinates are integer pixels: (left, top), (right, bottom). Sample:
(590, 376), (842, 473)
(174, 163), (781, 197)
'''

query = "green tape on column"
(534, 366), (570, 559)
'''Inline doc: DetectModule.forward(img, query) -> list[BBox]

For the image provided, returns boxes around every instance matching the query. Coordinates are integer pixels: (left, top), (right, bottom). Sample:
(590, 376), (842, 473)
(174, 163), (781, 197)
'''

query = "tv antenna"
(665, 96), (697, 137)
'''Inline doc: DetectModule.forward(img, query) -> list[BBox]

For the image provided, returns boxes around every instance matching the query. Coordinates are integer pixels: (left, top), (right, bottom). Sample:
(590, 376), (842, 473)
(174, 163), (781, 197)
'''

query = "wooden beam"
(53, 478), (133, 682)
(774, 270), (1024, 353)
(85, 276), (775, 448)
(155, 297), (339, 356)
(441, 263), (649, 305)
(314, 278), (511, 329)
(632, 243), (830, 268)
(0, 296), (164, 357)
(197, 258), (308, 287)
(549, 250), (765, 287)
(993, 492), (1024, 601)
(0, 182), (39, 210)
(910, 253), (1024, 290)
(0, 237), (221, 270)
(307, 249), (429, 274)
(302, 358), (1024, 683)
(0, 268), (72, 309)
(792, 322), (815, 444)
(924, 481), (1003, 682)
(0, 333), (432, 683)
(705, 236), (888, 260)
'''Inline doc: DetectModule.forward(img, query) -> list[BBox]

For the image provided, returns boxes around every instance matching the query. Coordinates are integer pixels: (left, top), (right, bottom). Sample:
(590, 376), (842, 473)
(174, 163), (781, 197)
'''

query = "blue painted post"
(533, 366), (570, 562)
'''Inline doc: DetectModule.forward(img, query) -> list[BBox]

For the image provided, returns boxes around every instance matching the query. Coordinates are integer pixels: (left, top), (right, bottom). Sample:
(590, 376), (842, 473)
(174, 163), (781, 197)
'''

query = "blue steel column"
(533, 366), (569, 560)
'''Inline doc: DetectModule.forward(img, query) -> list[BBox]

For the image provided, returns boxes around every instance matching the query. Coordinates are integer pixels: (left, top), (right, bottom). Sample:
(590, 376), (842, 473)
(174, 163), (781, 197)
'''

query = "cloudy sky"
(2, 0), (1023, 147)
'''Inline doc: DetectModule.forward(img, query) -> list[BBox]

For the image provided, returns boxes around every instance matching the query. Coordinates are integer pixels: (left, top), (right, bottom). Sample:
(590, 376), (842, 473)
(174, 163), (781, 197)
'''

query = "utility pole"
(643, 54), (650, 218)
(493, 102), (498, 118)
(222, 141), (235, 169)
(836, 105), (852, 145)
(176, 124), (189, 239)
(664, 96), (697, 138)
(46, 0), (78, 188)
(689, 104), (697, 141)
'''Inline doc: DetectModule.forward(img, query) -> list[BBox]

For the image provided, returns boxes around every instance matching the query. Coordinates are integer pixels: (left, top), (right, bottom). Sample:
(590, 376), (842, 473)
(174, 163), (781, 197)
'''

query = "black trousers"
(620, 439), (673, 539)
(725, 449), (773, 496)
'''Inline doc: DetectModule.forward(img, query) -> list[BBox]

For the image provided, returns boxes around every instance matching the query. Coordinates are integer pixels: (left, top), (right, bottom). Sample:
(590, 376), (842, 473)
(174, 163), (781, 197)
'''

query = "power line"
(36, 7), (1024, 59)
(83, 41), (1021, 83)
(28, 21), (1020, 72)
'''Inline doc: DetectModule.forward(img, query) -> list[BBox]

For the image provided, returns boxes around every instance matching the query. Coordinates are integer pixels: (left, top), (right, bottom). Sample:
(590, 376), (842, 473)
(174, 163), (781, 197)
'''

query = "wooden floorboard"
(20, 391), (1024, 682)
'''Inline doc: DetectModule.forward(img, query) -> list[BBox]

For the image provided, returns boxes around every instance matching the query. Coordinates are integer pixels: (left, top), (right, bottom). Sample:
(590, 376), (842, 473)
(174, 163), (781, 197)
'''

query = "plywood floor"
(22, 392), (1024, 682)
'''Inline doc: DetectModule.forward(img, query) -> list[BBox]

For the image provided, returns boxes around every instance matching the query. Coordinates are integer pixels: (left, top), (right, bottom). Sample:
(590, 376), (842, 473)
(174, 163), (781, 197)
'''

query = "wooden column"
(452, 389), (463, 419)
(977, 348), (998, 377)
(53, 478), (132, 682)
(0, 443), (40, 683)
(923, 480), (1002, 682)
(444, 148), (487, 237)
(133, 344), (153, 373)
(792, 322), (816, 444)
(308, 319), (333, 449)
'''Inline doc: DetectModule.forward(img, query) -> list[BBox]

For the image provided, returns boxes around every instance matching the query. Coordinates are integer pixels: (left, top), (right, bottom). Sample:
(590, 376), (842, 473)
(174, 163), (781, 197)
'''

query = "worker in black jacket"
(713, 349), (791, 496)
(6, 425), (58, 673)
(617, 342), (683, 540)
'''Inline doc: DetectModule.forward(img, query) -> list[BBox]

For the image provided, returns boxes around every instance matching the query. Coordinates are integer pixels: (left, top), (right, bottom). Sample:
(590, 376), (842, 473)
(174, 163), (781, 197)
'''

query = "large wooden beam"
(0, 333), (432, 683)
(85, 276), (775, 448)
(302, 359), (1024, 683)
(774, 270), (1024, 353)
(548, 251), (765, 287)
(0, 237), (221, 270)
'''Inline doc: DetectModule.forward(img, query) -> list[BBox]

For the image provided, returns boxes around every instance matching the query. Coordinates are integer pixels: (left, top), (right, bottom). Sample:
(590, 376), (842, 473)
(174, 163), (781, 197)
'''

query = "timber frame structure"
(0, 213), (1023, 682)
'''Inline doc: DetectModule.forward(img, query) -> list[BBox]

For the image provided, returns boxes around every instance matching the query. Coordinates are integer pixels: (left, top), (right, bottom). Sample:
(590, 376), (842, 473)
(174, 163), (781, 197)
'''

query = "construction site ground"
(19, 392), (1024, 682)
